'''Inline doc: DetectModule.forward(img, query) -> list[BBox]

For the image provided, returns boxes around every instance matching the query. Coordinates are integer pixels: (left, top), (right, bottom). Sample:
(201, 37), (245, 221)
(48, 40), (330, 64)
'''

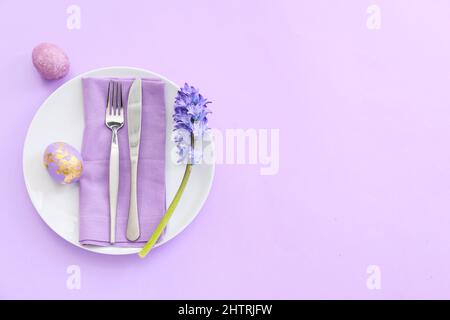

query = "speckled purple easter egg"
(43, 142), (83, 184)
(32, 43), (70, 80)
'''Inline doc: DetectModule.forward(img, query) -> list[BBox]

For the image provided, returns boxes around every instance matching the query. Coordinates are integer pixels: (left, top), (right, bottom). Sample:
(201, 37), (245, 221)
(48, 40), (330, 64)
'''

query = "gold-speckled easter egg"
(43, 142), (83, 184)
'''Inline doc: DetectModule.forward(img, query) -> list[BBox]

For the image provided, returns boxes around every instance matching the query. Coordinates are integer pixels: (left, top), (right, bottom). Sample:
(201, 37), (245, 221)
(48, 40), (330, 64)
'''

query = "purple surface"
(79, 78), (165, 246)
(2, 0), (450, 299)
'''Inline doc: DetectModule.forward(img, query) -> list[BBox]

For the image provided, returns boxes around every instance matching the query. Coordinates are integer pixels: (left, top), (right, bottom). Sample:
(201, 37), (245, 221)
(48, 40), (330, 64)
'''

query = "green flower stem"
(138, 163), (192, 258)
(138, 136), (195, 258)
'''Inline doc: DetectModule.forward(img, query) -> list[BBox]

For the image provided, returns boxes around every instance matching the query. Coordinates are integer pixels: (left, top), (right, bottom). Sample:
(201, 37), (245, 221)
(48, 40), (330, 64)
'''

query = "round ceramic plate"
(23, 66), (215, 255)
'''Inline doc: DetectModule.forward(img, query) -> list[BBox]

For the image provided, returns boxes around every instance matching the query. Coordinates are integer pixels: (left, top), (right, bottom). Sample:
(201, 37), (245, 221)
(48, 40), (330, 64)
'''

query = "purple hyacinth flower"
(139, 84), (212, 257)
(173, 83), (211, 163)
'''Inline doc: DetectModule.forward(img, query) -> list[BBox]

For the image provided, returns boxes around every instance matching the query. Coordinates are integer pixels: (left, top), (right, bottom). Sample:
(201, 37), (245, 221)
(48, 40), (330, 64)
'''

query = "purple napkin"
(79, 78), (166, 247)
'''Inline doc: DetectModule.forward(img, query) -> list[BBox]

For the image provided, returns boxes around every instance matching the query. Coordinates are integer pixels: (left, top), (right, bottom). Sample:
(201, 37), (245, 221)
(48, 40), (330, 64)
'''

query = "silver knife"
(126, 78), (142, 241)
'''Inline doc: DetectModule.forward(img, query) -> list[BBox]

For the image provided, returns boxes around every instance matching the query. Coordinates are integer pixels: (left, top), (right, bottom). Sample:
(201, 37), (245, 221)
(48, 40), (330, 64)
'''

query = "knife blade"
(126, 78), (142, 241)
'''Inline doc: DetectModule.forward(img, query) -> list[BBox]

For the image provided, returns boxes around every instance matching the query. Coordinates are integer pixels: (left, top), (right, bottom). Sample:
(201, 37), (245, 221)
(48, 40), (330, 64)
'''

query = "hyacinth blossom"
(139, 83), (211, 258)
(173, 83), (211, 163)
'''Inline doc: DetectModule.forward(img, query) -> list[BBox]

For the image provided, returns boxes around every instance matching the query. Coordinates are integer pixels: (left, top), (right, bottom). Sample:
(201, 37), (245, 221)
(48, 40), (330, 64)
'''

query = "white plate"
(23, 66), (215, 255)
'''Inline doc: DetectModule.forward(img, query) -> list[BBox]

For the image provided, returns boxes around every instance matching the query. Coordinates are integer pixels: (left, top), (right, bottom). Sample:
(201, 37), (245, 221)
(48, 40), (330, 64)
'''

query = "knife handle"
(127, 157), (140, 241)
(109, 129), (119, 244)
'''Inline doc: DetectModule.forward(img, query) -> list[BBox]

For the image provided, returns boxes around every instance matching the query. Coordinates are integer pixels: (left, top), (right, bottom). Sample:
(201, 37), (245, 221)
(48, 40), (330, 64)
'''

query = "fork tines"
(106, 81), (123, 117)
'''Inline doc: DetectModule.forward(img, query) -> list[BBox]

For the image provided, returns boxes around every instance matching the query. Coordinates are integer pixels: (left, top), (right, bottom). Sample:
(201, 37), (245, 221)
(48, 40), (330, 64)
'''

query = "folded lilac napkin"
(79, 78), (166, 247)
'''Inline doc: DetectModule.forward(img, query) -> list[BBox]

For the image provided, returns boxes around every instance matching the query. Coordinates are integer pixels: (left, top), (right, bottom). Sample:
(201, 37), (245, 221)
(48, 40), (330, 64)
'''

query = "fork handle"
(127, 157), (140, 241)
(109, 129), (119, 244)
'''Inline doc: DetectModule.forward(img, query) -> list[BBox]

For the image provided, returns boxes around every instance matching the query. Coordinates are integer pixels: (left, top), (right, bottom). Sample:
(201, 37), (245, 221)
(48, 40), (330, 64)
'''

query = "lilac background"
(1, 0), (450, 299)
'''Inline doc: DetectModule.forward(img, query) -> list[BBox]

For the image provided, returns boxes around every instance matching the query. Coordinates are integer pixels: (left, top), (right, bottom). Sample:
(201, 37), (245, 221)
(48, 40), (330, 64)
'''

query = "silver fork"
(105, 81), (124, 244)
